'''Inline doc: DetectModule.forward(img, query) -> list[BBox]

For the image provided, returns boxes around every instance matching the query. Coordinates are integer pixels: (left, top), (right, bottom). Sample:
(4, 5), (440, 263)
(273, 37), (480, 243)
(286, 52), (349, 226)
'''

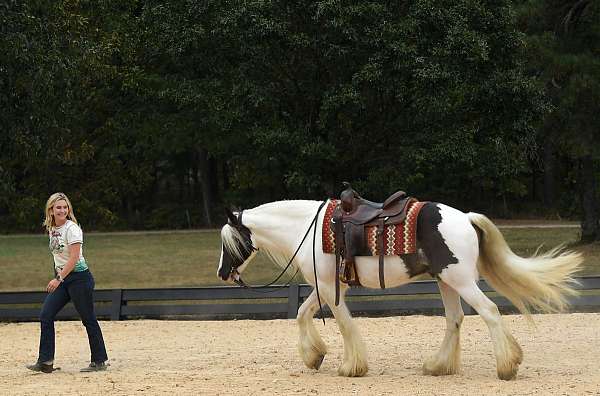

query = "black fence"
(1, 277), (600, 322)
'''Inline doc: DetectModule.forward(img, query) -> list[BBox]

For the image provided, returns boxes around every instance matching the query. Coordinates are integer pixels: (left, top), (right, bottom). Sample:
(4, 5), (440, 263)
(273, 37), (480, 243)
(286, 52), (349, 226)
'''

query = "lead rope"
(312, 201), (326, 325)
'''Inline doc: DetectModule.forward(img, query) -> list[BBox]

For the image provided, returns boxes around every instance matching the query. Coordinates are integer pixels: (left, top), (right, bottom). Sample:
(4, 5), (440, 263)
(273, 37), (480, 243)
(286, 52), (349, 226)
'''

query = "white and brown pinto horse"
(217, 200), (581, 380)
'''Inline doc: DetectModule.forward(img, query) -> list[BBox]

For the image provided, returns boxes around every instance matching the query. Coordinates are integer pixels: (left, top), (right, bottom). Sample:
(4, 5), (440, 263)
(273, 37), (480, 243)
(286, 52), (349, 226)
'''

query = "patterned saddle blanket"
(322, 199), (425, 256)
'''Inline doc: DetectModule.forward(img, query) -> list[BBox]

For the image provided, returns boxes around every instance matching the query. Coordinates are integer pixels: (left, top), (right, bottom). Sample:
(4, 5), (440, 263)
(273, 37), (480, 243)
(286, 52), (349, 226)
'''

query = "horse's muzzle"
(228, 268), (242, 283)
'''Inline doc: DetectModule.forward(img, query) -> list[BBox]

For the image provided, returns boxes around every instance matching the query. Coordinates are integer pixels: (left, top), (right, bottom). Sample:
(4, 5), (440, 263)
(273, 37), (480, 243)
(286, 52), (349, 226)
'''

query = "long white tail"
(468, 213), (582, 318)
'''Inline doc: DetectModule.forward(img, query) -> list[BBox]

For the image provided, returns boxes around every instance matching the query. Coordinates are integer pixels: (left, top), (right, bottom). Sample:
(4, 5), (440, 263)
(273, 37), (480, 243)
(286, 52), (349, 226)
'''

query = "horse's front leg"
(324, 285), (369, 377)
(297, 289), (327, 370)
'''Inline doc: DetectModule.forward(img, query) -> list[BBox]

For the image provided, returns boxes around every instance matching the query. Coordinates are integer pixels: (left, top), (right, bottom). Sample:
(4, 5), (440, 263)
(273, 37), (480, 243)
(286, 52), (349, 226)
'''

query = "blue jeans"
(38, 270), (108, 363)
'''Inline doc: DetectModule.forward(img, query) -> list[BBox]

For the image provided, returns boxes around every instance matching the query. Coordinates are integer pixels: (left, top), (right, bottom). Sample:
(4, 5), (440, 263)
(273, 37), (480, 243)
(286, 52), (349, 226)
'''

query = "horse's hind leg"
(446, 276), (523, 380)
(425, 205), (522, 380)
(297, 289), (327, 370)
(423, 280), (463, 376)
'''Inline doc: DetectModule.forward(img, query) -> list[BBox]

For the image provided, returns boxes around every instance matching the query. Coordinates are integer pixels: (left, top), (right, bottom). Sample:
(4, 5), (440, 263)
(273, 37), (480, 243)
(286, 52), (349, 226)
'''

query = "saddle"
(331, 182), (416, 305)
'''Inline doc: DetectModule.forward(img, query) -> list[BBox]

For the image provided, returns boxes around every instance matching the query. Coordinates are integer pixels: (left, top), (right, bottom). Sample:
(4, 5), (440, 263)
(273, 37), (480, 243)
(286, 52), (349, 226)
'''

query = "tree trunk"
(542, 137), (556, 207)
(198, 148), (213, 227)
(209, 156), (219, 205)
(191, 152), (201, 203)
(222, 161), (230, 191)
(580, 155), (599, 242)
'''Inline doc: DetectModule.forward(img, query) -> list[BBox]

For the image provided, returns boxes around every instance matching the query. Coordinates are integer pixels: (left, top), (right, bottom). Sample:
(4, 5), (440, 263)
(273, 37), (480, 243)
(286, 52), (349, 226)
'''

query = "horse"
(217, 199), (582, 380)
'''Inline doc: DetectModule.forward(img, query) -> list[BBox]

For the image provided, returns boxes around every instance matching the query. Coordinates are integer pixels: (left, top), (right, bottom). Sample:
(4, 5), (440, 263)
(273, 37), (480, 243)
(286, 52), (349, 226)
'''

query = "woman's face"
(52, 199), (69, 224)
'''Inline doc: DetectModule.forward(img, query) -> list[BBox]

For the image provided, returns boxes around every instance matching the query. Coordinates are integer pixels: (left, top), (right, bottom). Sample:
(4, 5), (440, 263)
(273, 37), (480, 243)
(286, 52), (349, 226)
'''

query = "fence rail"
(1, 277), (600, 322)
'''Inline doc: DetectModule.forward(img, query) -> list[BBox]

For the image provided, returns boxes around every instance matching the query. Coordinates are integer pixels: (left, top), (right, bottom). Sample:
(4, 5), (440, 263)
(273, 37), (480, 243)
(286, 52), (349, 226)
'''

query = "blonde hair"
(43, 192), (78, 231)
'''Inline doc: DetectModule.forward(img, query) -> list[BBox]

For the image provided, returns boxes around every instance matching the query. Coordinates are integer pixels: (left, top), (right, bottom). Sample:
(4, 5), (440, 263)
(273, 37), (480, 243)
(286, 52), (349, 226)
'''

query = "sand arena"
(1, 313), (599, 395)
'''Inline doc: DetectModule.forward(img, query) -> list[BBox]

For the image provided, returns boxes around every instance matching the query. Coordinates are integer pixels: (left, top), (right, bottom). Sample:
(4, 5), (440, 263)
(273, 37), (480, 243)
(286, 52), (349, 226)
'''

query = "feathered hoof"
(497, 364), (519, 381)
(422, 356), (459, 376)
(496, 353), (522, 380)
(302, 351), (326, 370)
(313, 354), (325, 370)
(299, 340), (327, 371)
(496, 336), (523, 380)
(338, 360), (368, 377)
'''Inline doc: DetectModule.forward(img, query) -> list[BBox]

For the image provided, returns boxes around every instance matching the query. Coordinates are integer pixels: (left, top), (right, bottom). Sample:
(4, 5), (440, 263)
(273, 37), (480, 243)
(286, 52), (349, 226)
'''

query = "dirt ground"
(1, 313), (599, 396)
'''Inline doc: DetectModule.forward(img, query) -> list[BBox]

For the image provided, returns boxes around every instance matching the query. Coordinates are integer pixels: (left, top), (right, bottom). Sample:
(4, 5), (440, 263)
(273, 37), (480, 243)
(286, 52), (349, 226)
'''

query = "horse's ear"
(225, 208), (238, 225)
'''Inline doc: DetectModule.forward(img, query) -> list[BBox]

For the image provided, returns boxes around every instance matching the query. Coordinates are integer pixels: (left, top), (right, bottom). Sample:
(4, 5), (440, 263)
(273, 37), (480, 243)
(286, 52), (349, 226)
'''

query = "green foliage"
(1, 1), (91, 230)
(516, 0), (600, 239)
(2, 0), (595, 231)
(518, 0), (600, 157)
(211, 0), (545, 206)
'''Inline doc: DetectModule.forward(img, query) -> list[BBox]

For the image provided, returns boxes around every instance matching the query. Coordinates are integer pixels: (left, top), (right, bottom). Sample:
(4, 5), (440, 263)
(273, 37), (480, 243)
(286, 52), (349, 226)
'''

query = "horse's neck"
(243, 200), (323, 256)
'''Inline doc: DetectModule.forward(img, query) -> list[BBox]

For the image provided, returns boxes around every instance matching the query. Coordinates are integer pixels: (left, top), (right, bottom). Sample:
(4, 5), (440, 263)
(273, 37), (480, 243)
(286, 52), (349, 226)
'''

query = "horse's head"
(217, 208), (258, 283)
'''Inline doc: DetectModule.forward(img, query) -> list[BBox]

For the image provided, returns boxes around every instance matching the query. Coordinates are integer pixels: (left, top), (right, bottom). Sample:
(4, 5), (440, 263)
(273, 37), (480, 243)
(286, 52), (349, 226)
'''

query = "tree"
(216, 0), (546, 210)
(0, 1), (92, 231)
(517, 0), (600, 241)
(0, 1), (560, 231)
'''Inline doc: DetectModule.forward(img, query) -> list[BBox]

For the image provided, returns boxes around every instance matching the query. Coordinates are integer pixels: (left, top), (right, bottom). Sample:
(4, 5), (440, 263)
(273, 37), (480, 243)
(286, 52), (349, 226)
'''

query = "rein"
(233, 200), (327, 324)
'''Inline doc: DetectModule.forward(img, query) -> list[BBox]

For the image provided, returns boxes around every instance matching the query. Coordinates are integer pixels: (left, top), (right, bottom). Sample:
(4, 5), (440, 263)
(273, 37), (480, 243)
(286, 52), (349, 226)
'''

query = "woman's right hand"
(46, 279), (61, 293)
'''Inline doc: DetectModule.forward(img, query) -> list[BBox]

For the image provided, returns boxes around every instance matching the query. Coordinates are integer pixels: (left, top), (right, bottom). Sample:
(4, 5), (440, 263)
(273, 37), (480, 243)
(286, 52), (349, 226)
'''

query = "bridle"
(227, 201), (328, 323)
(227, 210), (258, 285)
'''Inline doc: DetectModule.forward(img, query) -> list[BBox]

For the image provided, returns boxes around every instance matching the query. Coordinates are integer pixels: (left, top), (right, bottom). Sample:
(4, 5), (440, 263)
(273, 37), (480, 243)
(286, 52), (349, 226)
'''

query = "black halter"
(232, 201), (328, 324)
(225, 209), (258, 279)
(235, 210), (258, 253)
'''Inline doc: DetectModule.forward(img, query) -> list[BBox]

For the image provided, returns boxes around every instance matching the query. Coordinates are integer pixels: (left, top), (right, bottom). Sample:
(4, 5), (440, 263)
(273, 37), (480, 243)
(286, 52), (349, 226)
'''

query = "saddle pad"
(322, 200), (426, 256)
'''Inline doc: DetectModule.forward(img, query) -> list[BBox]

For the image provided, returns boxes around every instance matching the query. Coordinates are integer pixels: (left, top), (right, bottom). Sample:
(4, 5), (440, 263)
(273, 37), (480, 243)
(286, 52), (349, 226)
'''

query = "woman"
(26, 192), (108, 373)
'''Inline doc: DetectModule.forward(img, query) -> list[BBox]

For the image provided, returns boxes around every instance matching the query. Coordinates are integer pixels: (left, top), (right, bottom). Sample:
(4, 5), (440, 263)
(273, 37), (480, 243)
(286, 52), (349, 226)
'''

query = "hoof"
(422, 358), (459, 376)
(497, 366), (518, 381)
(314, 354), (325, 370)
(496, 355), (520, 380)
(302, 352), (326, 370)
(497, 335), (522, 380)
(338, 361), (368, 377)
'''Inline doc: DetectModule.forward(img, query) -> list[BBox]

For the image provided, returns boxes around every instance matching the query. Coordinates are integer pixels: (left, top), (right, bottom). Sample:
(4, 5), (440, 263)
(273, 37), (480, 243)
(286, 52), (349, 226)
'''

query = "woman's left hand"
(46, 279), (61, 293)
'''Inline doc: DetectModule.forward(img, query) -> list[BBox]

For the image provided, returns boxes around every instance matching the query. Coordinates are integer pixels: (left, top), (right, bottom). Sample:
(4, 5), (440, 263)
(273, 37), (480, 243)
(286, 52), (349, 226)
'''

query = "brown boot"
(26, 361), (54, 373)
(80, 361), (108, 372)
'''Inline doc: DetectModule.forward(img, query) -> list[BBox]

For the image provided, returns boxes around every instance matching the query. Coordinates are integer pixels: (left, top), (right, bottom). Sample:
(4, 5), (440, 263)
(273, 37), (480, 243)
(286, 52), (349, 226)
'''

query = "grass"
(499, 227), (600, 277)
(0, 230), (286, 292)
(0, 227), (598, 292)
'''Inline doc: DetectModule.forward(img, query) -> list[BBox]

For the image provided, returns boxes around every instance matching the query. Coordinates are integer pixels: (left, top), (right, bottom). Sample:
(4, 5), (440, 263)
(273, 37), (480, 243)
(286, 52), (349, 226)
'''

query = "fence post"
(287, 284), (300, 319)
(110, 289), (123, 321)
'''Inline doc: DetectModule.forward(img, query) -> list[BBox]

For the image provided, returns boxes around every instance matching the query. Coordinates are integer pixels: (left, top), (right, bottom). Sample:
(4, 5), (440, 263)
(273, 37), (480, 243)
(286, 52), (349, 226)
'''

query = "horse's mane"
(223, 200), (325, 271)
(222, 223), (290, 270)
(249, 200), (323, 218)
(221, 224), (248, 262)
(252, 200), (326, 270)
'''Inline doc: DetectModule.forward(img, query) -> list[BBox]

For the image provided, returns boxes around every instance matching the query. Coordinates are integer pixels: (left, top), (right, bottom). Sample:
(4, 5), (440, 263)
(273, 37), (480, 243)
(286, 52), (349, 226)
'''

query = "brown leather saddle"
(331, 182), (416, 305)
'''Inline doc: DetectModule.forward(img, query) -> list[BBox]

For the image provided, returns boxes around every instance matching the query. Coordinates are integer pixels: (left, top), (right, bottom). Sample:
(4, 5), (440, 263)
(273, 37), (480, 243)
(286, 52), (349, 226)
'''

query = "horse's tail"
(467, 212), (582, 319)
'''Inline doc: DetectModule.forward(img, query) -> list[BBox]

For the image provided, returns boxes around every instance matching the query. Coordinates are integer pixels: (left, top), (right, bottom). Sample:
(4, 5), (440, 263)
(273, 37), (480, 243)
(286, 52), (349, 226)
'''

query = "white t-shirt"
(49, 220), (88, 272)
